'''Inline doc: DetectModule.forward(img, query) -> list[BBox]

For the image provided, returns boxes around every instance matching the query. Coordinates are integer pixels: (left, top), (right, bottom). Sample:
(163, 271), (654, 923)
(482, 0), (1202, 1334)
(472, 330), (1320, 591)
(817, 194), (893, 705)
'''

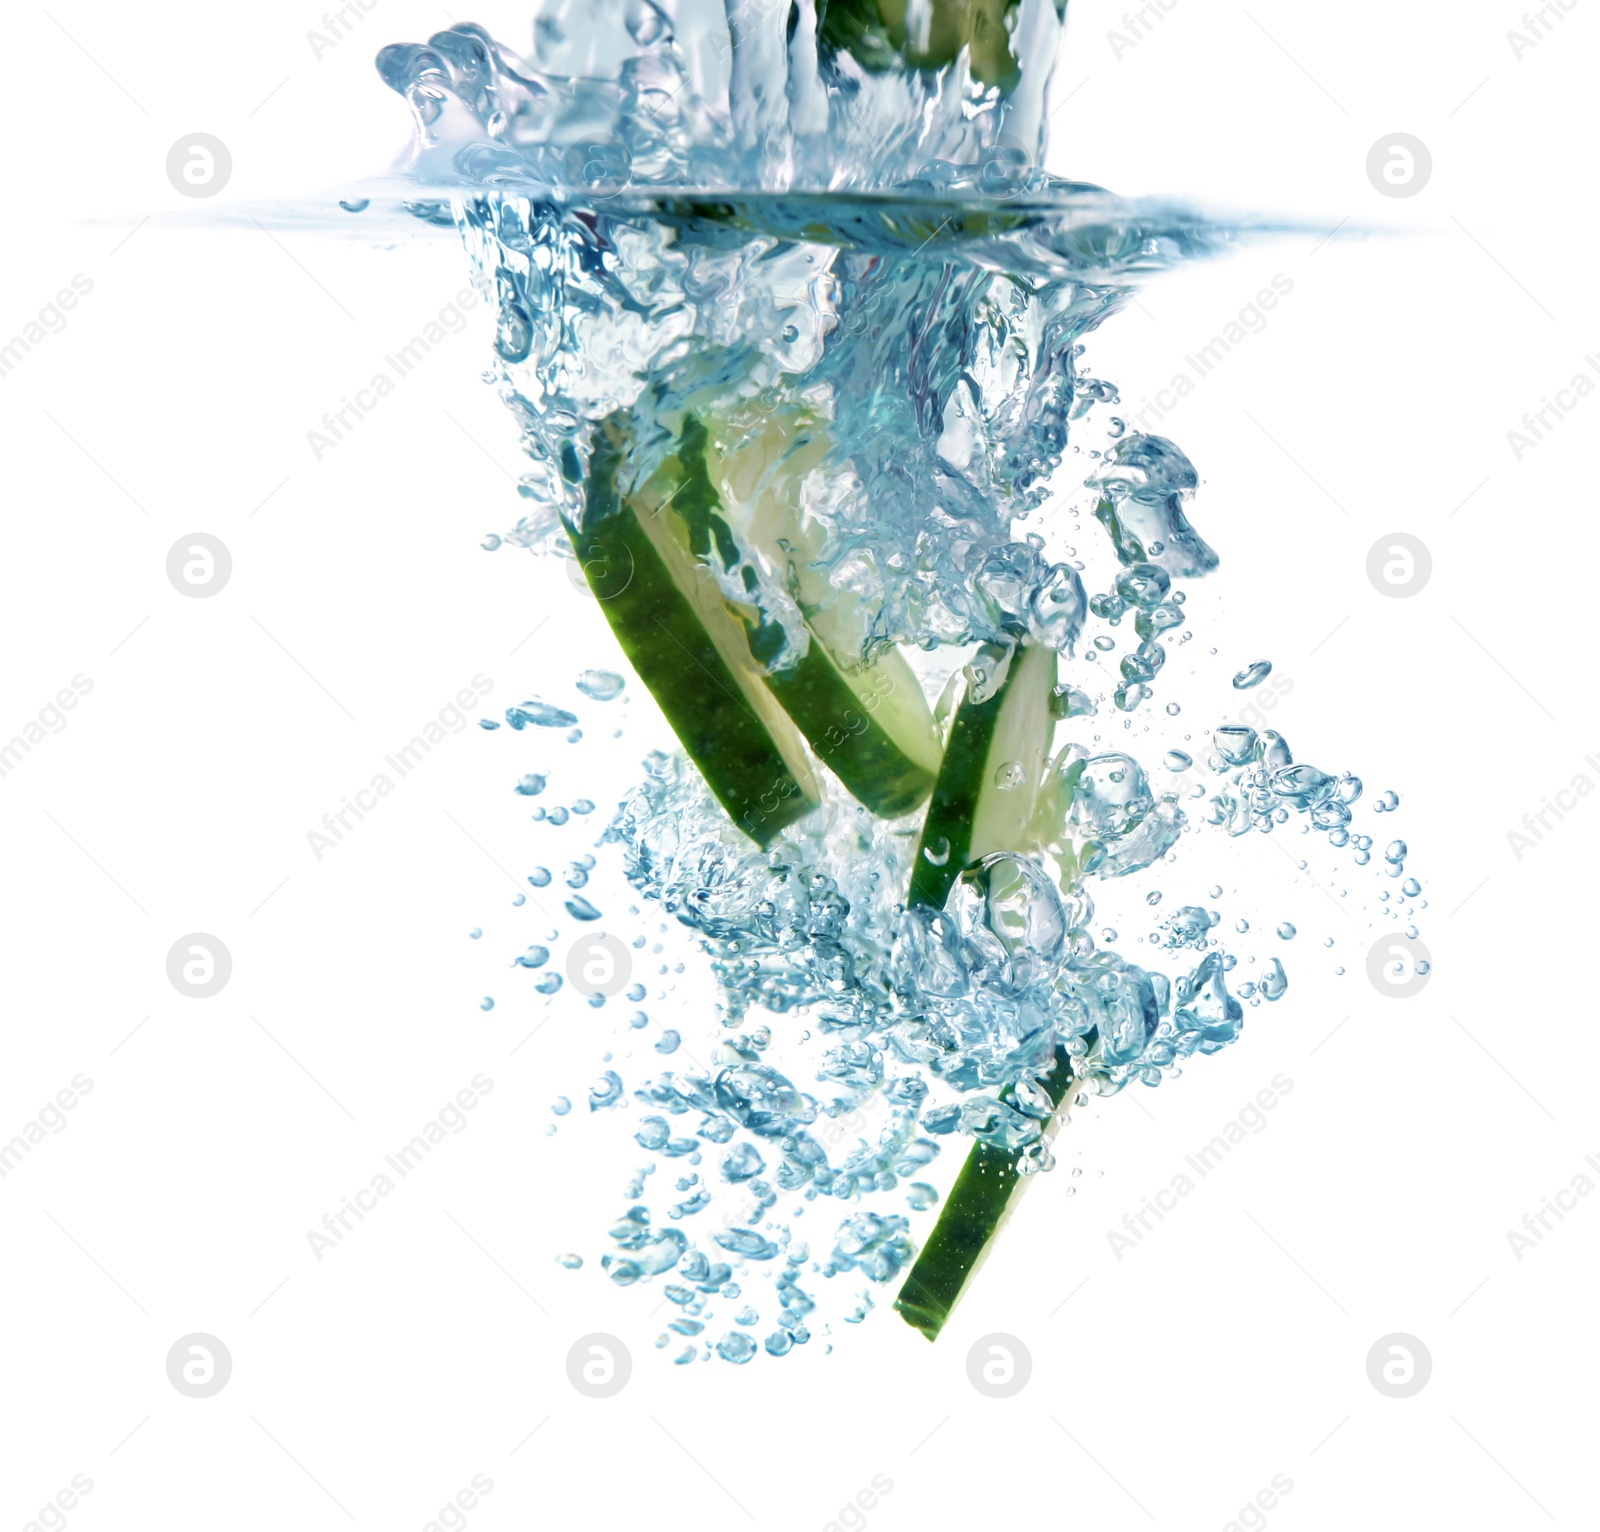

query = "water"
(356, 3), (1422, 1364)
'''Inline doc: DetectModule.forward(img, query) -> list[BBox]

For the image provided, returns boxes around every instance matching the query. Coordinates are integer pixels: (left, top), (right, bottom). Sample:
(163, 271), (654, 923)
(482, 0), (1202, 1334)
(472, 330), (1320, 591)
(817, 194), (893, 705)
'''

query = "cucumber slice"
(674, 414), (941, 818)
(565, 413), (821, 847)
(908, 641), (1059, 909)
(895, 1058), (1082, 1342)
(766, 640), (940, 818)
(818, 0), (1037, 85)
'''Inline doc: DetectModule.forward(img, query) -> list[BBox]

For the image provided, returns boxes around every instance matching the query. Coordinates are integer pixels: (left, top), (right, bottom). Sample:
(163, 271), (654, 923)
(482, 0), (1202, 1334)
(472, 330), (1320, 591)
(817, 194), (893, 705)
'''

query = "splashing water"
(363, 2), (1423, 1362)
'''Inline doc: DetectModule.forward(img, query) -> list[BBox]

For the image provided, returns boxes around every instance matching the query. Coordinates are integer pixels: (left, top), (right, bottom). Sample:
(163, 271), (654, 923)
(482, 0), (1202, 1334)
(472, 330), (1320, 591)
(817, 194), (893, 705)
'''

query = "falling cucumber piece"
(899, 638), (1067, 1341)
(895, 1055), (1081, 1342)
(667, 415), (941, 818)
(690, 401), (943, 816)
(766, 642), (940, 818)
(908, 641), (1059, 909)
(564, 414), (820, 847)
(818, 0), (1052, 86)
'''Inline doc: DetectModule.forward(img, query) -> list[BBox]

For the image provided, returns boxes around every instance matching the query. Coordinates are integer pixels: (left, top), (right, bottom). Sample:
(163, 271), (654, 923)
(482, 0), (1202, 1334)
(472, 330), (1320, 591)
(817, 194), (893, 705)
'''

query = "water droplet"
(716, 1331), (757, 1364)
(556, 1252), (583, 1269)
(1277, 922), (1296, 939)
(1164, 749), (1192, 771)
(1232, 660), (1272, 690)
(514, 773), (547, 797)
(1166, 702), (1182, 716)
(993, 760), (1025, 790)
(566, 895), (602, 921)
(339, 197), (371, 213)
(922, 838), (950, 866)
(576, 669), (625, 700)
(507, 701), (577, 730)
(529, 867), (552, 887)
(479, 997), (495, 1011)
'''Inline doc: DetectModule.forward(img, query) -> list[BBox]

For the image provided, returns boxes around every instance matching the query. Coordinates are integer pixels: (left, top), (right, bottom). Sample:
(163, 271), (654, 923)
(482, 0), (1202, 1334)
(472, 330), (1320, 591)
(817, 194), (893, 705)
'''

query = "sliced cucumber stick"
(895, 1061), (1082, 1342)
(767, 640), (940, 818)
(567, 415), (820, 847)
(908, 642), (1059, 909)
(673, 414), (940, 819)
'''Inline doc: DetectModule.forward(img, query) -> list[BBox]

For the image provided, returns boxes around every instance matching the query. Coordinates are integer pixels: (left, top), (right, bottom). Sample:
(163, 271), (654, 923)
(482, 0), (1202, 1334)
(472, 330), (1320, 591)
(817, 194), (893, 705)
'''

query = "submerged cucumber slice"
(673, 414), (940, 817)
(766, 641), (940, 818)
(895, 1057), (1081, 1342)
(566, 414), (820, 847)
(897, 639), (1069, 1341)
(908, 641), (1058, 909)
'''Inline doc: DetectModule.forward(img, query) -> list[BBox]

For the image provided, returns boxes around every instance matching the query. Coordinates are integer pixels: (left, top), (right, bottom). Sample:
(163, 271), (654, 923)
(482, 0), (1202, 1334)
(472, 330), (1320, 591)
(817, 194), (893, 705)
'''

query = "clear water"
(357, 2), (1422, 1362)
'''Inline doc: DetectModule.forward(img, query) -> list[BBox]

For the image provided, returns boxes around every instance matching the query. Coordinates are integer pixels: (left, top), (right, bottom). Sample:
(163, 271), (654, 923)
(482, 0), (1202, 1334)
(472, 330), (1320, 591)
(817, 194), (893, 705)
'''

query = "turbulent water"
(369, 1), (1424, 1362)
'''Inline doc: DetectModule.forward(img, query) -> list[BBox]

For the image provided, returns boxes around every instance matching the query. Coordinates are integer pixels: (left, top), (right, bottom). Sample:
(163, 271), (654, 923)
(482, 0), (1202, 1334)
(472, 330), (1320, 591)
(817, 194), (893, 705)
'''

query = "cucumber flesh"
(565, 413), (821, 847)
(908, 641), (1058, 910)
(675, 415), (941, 817)
(897, 638), (1067, 1341)
(766, 640), (940, 818)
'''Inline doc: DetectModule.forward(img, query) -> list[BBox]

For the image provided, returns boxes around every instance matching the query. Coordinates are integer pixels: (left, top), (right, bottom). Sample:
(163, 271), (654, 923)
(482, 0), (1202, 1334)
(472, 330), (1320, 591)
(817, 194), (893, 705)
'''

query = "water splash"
(364, 3), (1422, 1363)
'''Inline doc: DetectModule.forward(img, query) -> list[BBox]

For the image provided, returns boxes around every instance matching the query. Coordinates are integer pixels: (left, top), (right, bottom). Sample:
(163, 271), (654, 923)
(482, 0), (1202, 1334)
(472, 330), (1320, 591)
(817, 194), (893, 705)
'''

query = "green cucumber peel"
(895, 1047), (1082, 1341)
(565, 413), (820, 847)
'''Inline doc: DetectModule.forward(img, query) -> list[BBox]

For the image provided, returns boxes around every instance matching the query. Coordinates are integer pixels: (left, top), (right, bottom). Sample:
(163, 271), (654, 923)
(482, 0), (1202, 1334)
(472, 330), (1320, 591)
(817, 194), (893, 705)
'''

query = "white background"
(2, 1), (1594, 1528)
